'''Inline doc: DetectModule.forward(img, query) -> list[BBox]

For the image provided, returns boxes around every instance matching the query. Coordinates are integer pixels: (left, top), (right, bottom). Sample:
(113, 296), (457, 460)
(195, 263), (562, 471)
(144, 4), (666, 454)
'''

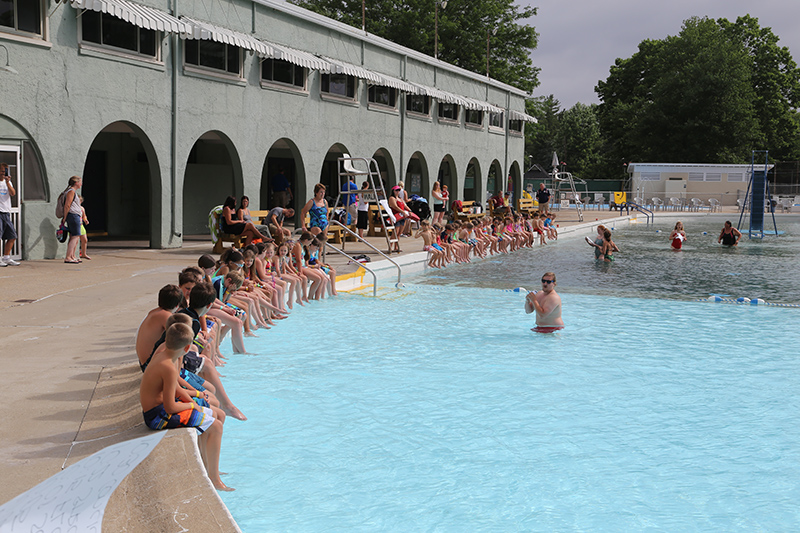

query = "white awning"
(266, 43), (332, 71)
(323, 57), (384, 84)
(58, 0), (190, 33)
(510, 110), (538, 123)
(372, 73), (416, 93)
(408, 82), (469, 107)
(180, 17), (273, 57)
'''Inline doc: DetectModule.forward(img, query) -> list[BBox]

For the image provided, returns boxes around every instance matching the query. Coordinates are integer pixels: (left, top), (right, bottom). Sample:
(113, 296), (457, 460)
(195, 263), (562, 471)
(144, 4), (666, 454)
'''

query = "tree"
(554, 103), (604, 179)
(596, 16), (800, 165)
(525, 94), (560, 171)
(290, 0), (540, 92)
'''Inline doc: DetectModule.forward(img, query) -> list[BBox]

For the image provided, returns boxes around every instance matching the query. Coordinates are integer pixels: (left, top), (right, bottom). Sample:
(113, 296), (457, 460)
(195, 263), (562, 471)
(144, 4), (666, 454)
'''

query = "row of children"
(134, 233), (342, 490)
(414, 212), (559, 268)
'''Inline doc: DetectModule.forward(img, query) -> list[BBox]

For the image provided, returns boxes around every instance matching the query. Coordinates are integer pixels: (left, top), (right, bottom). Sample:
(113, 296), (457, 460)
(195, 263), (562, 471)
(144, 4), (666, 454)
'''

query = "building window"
(185, 39), (241, 76)
(321, 73), (356, 99)
(368, 85), (397, 108)
(465, 109), (483, 126)
(438, 102), (459, 121)
(406, 94), (430, 116)
(727, 173), (744, 182)
(705, 173), (721, 182)
(509, 119), (523, 133)
(262, 58), (305, 89)
(488, 111), (504, 129)
(0, 0), (43, 38)
(641, 172), (661, 181)
(688, 172), (705, 182)
(81, 10), (158, 58)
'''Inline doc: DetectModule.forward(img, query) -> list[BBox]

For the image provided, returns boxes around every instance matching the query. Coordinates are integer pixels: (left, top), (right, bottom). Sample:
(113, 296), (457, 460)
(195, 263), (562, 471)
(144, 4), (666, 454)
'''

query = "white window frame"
(437, 102), (460, 125)
(640, 172), (661, 181)
(260, 58), (307, 94)
(0, 0), (47, 43)
(488, 111), (504, 131)
(78, 10), (163, 65)
(727, 173), (744, 182)
(184, 39), (244, 81)
(406, 94), (431, 118)
(367, 85), (398, 111)
(688, 172), (705, 182)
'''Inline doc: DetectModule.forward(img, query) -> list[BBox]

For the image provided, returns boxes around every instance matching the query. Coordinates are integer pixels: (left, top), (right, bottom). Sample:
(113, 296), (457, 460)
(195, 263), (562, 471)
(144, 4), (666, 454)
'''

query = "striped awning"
(510, 110), (538, 123)
(58, 0), (190, 33)
(180, 17), (273, 57)
(266, 43), (332, 71)
(408, 82), (469, 107)
(323, 57), (384, 84)
(372, 72), (416, 93)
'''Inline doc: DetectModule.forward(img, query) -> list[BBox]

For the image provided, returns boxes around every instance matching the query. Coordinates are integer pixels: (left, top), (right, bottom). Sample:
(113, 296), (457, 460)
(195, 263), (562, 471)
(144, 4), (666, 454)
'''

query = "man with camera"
(0, 162), (19, 266)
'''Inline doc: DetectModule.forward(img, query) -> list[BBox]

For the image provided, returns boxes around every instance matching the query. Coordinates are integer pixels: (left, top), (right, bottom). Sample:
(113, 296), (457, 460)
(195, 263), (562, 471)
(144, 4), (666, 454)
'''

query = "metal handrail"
(327, 220), (402, 291)
(625, 202), (653, 224)
(323, 240), (379, 297)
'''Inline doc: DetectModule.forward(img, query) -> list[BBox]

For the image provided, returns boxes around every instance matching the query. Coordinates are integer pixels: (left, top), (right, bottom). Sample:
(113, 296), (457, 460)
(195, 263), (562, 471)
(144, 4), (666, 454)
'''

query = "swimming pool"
(219, 281), (800, 531)
(414, 215), (800, 304)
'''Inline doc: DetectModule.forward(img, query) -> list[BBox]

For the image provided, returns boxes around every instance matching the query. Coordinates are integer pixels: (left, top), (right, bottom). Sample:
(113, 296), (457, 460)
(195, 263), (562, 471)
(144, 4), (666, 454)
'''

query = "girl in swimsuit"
(670, 221), (686, 250)
(293, 232), (327, 300)
(600, 229), (620, 262)
(306, 239), (338, 296)
(301, 183), (329, 237)
(273, 242), (305, 306)
(254, 242), (289, 312)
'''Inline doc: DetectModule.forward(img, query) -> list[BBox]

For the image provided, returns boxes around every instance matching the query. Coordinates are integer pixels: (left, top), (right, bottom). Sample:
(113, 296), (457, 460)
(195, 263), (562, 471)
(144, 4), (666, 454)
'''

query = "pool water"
(414, 215), (800, 304)
(219, 283), (800, 531)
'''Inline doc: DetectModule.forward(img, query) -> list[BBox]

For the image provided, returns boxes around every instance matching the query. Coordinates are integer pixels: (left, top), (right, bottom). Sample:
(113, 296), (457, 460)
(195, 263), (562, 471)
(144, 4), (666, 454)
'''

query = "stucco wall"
(1, 0), (527, 259)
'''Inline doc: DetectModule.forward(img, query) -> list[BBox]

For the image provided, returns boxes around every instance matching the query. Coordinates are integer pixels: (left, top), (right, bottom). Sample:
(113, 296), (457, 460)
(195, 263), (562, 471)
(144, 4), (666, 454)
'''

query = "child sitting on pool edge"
(140, 322), (233, 491)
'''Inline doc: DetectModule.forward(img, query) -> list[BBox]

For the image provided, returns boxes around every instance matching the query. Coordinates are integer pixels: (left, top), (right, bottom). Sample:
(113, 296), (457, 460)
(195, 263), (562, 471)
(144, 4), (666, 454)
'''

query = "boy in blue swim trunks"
(140, 322), (233, 491)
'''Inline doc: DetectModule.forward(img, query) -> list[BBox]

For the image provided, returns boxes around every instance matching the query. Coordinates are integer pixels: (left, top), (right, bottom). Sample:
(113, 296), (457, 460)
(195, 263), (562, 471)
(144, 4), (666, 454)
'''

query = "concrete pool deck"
(1, 208), (740, 530)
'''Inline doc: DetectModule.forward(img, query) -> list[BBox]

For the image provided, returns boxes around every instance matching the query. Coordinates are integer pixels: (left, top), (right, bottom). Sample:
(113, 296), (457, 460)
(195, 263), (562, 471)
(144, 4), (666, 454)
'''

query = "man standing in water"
(525, 272), (563, 332)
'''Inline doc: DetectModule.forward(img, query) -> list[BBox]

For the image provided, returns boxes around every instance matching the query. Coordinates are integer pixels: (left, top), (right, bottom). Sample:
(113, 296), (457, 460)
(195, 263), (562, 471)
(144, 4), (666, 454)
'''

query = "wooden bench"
(212, 209), (273, 254)
(453, 201), (484, 222)
(517, 198), (536, 215)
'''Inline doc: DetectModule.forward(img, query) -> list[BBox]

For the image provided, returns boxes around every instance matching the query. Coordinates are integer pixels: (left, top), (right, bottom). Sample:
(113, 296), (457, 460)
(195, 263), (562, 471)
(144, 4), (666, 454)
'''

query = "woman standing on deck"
(431, 181), (445, 226)
(300, 183), (329, 237)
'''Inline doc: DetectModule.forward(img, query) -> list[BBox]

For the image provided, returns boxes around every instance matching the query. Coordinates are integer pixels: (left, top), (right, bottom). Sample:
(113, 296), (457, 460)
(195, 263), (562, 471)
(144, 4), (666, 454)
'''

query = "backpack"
(55, 188), (71, 218)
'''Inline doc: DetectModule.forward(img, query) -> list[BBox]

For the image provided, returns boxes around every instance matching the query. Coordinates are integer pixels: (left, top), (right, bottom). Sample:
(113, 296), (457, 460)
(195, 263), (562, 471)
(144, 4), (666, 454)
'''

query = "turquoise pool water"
(415, 215), (800, 303)
(219, 283), (800, 531)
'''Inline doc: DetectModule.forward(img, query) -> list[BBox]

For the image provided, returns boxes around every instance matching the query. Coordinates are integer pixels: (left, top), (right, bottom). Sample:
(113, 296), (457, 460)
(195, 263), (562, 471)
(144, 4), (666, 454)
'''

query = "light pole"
(435, 1), (447, 60)
(486, 27), (497, 77)
(362, 0), (365, 32)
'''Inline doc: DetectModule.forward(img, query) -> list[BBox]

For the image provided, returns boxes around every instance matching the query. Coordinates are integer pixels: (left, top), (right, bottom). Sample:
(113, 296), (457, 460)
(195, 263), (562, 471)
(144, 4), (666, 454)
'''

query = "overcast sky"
(519, 0), (800, 109)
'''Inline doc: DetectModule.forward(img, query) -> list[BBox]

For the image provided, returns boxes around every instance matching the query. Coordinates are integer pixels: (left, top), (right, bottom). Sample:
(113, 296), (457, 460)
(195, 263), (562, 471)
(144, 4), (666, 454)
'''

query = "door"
(0, 145), (21, 260)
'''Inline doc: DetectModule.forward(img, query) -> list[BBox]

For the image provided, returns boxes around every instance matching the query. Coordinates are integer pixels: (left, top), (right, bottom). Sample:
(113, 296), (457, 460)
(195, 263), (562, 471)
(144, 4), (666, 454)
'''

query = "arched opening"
(464, 157), (482, 202)
(261, 138), (305, 214)
(82, 121), (160, 245)
(0, 114), (48, 259)
(403, 151), (429, 199)
(509, 160), (522, 204)
(183, 131), (243, 235)
(436, 155), (457, 202)
(318, 143), (350, 205)
(485, 159), (503, 200)
(371, 147), (395, 192)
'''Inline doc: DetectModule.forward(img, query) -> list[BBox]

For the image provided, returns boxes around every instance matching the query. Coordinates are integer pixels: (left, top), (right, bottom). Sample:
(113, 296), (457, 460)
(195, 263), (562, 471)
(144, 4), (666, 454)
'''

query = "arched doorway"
(404, 151), (428, 199)
(0, 114), (48, 259)
(371, 147), (395, 193)
(82, 121), (160, 245)
(509, 160), (522, 203)
(485, 159), (503, 201)
(464, 157), (482, 202)
(183, 131), (243, 235)
(261, 138), (305, 214)
(319, 143), (351, 205)
(436, 155), (456, 203)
